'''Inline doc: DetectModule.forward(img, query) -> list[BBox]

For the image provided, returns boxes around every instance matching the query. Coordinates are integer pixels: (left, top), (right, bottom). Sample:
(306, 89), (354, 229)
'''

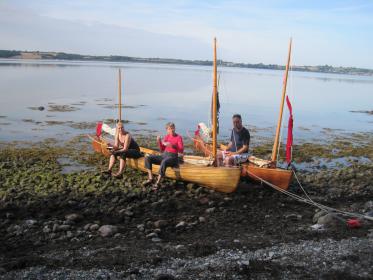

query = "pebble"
(151, 237), (162, 243)
(199, 217), (206, 223)
(199, 197), (209, 205)
(65, 213), (82, 222)
(186, 183), (195, 192)
(175, 221), (186, 229)
(43, 225), (51, 233)
(195, 187), (204, 195)
(98, 225), (118, 237)
(363, 200), (373, 211)
(89, 224), (100, 231)
(174, 190), (183, 196)
(154, 220), (168, 228)
(285, 214), (302, 221)
(205, 207), (215, 214)
(137, 224), (145, 232)
(24, 219), (37, 227)
(5, 212), (14, 219)
(124, 210), (134, 217)
(146, 232), (158, 238)
(175, 245), (185, 251)
(59, 225), (71, 231)
(83, 223), (92, 231)
(366, 210), (373, 217)
(52, 224), (59, 232)
(310, 224), (326, 232)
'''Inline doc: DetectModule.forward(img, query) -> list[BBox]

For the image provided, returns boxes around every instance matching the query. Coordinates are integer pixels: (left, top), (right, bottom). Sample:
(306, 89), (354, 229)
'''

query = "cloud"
(0, 4), (211, 60)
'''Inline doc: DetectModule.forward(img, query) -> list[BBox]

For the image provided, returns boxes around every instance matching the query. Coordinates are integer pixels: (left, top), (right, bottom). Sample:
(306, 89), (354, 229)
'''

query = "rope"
(246, 168), (373, 222)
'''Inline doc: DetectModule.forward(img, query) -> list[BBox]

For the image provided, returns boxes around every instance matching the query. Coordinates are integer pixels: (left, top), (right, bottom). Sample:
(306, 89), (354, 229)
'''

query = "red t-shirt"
(158, 134), (184, 154)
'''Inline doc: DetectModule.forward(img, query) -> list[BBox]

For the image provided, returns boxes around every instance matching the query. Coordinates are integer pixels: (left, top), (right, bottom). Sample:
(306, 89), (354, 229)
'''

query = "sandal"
(142, 179), (153, 187)
(152, 183), (160, 191)
(101, 170), (112, 175)
(112, 173), (123, 179)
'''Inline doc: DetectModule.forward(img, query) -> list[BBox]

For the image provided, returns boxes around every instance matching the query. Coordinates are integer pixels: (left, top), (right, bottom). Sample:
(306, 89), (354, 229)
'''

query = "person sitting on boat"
(103, 121), (142, 178)
(143, 122), (184, 190)
(218, 114), (250, 166)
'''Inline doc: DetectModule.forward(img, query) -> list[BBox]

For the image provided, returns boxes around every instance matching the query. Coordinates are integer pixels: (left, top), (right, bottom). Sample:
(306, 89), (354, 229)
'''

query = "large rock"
(98, 225), (118, 237)
(313, 210), (327, 223)
(317, 213), (338, 227)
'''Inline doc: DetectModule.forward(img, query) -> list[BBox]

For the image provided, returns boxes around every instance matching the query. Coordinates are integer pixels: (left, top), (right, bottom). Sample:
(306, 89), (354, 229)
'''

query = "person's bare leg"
(152, 175), (162, 190)
(216, 151), (224, 167)
(114, 158), (126, 176)
(224, 156), (233, 167)
(147, 170), (153, 181)
(155, 175), (162, 185)
(108, 155), (115, 170)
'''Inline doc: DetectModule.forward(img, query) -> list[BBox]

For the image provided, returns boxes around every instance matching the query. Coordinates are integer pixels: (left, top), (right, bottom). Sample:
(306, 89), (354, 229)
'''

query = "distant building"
(20, 52), (42, 59)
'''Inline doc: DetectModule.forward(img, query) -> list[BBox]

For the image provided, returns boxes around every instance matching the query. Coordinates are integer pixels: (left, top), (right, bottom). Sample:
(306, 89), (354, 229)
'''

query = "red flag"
(195, 124), (200, 136)
(286, 96), (293, 164)
(96, 122), (103, 137)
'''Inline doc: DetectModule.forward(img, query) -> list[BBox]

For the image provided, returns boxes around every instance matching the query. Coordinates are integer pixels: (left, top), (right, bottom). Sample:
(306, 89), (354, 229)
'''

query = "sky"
(0, 0), (372, 68)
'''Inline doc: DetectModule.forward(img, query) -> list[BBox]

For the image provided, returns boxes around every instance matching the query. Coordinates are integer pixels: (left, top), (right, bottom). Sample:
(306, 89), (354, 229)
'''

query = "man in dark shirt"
(218, 114), (250, 166)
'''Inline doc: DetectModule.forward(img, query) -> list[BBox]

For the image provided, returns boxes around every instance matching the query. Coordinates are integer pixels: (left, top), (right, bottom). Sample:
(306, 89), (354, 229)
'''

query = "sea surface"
(0, 59), (372, 144)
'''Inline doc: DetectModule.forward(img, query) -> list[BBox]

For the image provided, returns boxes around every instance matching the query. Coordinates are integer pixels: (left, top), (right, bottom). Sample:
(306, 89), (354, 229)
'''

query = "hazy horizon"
(3, 48), (373, 71)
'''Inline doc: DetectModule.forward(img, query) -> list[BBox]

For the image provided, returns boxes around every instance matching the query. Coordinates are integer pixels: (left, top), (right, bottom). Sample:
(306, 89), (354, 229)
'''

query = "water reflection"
(0, 60), (372, 143)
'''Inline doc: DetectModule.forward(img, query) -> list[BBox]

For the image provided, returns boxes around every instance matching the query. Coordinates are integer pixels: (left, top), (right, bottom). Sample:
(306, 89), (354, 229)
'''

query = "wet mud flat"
(0, 138), (373, 279)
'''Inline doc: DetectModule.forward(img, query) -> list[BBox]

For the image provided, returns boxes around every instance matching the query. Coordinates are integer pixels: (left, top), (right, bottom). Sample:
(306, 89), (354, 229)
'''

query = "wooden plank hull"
(242, 163), (292, 190)
(90, 136), (241, 193)
(193, 136), (292, 190)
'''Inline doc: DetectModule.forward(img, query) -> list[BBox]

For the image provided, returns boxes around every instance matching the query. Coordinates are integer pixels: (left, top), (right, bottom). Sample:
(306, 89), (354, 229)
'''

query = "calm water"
(0, 59), (372, 143)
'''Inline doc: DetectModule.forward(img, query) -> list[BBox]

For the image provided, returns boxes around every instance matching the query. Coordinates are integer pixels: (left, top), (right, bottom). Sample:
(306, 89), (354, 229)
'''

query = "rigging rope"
(246, 168), (373, 222)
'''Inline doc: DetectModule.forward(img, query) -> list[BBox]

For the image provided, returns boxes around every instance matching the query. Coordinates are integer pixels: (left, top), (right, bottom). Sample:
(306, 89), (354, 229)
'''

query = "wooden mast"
(118, 69), (122, 122)
(271, 38), (292, 163)
(212, 37), (218, 162)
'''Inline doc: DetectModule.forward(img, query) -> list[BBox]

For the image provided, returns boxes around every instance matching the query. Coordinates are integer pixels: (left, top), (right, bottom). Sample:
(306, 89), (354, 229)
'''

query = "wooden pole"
(271, 38), (292, 163)
(118, 68), (122, 122)
(212, 38), (218, 162)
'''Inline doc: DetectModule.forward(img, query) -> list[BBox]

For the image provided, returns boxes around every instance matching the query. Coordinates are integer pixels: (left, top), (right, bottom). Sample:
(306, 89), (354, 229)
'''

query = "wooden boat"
(193, 39), (294, 190)
(90, 51), (241, 193)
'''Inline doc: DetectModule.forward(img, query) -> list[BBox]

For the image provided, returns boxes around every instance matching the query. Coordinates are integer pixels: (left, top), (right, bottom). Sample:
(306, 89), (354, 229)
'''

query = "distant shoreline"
(1, 49), (372, 76)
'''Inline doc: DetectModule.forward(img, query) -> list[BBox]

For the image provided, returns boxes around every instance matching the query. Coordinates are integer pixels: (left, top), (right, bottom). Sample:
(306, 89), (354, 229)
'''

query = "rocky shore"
(0, 136), (372, 279)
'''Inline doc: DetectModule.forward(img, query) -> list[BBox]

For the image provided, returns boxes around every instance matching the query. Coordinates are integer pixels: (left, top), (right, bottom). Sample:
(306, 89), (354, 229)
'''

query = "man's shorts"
(222, 152), (249, 165)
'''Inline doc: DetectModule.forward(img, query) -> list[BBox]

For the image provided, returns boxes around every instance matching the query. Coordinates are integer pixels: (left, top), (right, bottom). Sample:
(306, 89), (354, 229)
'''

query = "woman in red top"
(143, 122), (184, 189)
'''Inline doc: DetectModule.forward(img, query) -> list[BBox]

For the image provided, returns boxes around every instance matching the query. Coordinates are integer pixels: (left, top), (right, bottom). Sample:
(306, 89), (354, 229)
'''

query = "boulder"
(313, 210), (327, 223)
(317, 213), (338, 227)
